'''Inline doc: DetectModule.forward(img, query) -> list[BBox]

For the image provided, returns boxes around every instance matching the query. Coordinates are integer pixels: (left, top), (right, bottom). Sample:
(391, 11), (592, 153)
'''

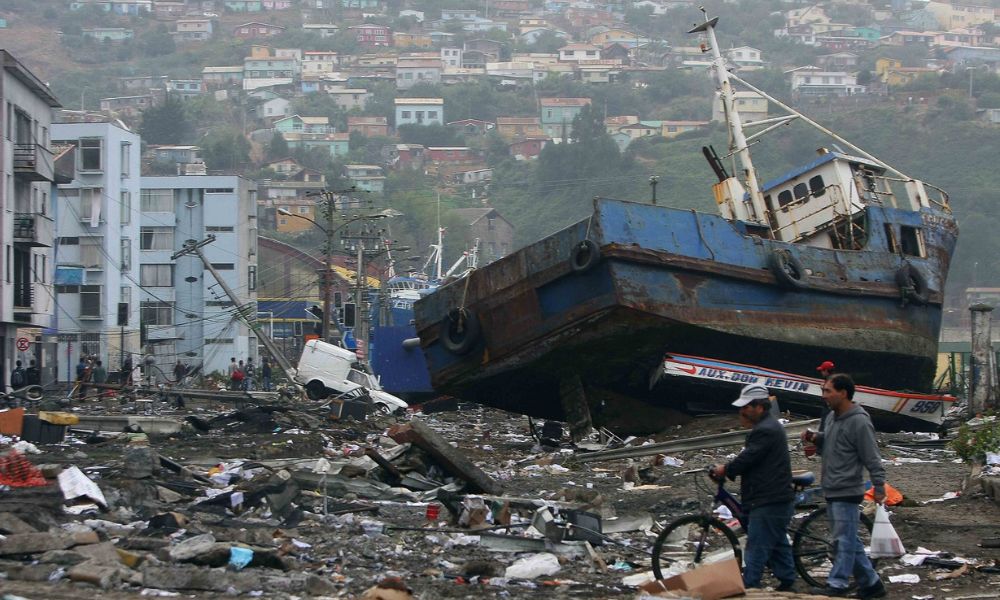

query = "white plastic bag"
(870, 504), (906, 558)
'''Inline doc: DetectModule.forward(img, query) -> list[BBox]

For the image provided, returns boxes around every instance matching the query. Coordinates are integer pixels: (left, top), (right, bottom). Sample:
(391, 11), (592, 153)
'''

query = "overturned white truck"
(293, 339), (408, 415)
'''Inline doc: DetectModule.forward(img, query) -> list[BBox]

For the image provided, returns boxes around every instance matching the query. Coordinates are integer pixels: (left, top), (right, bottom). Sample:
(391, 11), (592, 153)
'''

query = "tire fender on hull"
(769, 249), (806, 288)
(440, 308), (481, 355)
(571, 239), (601, 273)
(896, 261), (929, 305)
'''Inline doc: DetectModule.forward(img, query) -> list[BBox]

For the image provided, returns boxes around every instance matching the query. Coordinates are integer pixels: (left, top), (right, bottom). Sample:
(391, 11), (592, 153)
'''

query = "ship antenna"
(689, 11), (768, 228)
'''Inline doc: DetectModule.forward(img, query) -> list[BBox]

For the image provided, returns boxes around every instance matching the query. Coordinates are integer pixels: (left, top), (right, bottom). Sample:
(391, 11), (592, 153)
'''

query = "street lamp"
(276, 207), (387, 344)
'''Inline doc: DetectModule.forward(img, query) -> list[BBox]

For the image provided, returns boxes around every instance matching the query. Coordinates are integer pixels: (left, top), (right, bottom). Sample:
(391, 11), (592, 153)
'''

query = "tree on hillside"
(397, 124), (463, 147)
(201, 127), (251, 172)
(266, 134), (290, 162)
(139, 24), (176, 57)
(139, 96), (194, 145)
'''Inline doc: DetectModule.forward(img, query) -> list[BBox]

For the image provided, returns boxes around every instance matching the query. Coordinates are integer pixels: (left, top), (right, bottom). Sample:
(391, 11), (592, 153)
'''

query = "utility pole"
(320, 191), (336, 345)
(649, 175), (659, 205)
(969, 303), (996, 416)
(172, 236), (298, 383)
(341, 219), (385, 366)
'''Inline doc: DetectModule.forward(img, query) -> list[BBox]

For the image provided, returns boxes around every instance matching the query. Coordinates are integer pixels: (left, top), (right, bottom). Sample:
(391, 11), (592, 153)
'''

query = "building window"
(141, 189), (174, 212)
(121, 238), (131, 271)
(120, 191), (131, 224)
(79, 137), (103, 171)
(81, 237), (103, 268)
(298, 206), (309, 214)
(401, 110), (411, 118)
(141, 301), (174, 325)
(121, 285), (130, 307)
(78, 188), (104, 221)
(140, 264), (174, 286)
(211, 263), (234, 270)
(428, 111), (437, 119)
(205, 188), (234, 193)
(80, 332), (101, 356)
(81, 285), (102, 317)
(206, 226), (235, 232)
(140, 227), (174, 250)
(248, 265), (257, 291)
(120, 142), (131, 177)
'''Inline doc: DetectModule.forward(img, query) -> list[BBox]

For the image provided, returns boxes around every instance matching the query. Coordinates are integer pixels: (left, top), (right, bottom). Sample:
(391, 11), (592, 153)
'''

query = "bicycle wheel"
(652, 514), (743, 580)
(792, 505), (878, 589)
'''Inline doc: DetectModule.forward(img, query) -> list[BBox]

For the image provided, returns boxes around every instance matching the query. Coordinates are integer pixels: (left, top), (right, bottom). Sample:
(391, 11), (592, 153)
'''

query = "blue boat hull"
(414, 198), (958, 424)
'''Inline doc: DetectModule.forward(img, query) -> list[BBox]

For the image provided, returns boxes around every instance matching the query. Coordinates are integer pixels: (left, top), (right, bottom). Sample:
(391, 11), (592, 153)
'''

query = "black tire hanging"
(570, 239), (601, 273)
(769, 249), (807, 288)
(440, 308), (481, 356)
(896, 261), (929, 305)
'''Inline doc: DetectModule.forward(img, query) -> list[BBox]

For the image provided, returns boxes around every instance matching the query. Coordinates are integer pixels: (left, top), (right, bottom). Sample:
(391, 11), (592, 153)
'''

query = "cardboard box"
(639, 559), (744, 600)
(0, 407), (25, 436)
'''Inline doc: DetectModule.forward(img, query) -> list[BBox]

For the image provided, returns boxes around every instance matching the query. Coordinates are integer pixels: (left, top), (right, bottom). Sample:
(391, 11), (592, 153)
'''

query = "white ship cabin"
(753, 149), (946, 249)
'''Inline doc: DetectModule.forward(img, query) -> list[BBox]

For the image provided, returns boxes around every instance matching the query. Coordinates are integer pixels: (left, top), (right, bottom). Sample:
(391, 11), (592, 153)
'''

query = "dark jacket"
(725, 413), (794, 510)
(815, 404), (885, 499)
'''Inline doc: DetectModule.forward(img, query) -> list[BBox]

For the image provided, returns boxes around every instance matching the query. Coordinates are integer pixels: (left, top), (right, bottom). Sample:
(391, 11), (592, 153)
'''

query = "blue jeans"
(262, 376), (271, 391)
(827, 500), (880, 590)
(743, 501), (796, 588)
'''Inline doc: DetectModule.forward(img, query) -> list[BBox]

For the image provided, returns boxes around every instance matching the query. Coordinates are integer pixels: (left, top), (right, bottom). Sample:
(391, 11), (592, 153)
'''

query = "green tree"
(201, 127), (251, 172)
(397, 123), (464, 147)
(266, 133), (290, 161)
(139, 24), (176, 57)
(139, 96), (194, 145)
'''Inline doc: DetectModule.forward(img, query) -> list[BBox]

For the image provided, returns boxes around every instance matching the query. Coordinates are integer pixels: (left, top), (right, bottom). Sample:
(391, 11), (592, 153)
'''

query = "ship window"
(777, 190), (794, 208)
(809, 175), (826, 197)
(899, 226), (924, 257)
(793, 183), (809, 201)
(884, 224), (899, 253)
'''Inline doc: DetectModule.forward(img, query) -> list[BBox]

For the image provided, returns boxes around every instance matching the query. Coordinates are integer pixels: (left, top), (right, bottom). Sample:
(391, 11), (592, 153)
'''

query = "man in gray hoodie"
(802, 373), (887, 599)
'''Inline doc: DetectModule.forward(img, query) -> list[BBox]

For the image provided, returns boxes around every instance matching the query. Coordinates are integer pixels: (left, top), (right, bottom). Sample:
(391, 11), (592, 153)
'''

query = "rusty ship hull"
(413, 197), (957, 429)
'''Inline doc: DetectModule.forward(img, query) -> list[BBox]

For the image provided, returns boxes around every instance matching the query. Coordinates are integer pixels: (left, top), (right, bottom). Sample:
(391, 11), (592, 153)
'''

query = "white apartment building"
(138, 176), (258, 378)
(52, 120), (142, 382)
(1, 51), (62, 387)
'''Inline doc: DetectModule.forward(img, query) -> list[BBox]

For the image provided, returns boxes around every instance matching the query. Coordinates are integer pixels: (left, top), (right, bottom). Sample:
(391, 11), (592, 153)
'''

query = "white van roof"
(304, 339), (358, 362)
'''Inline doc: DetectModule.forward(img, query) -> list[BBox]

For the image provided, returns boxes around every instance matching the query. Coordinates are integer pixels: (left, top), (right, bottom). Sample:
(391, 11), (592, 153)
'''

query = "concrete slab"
(72, 415), (183, 435)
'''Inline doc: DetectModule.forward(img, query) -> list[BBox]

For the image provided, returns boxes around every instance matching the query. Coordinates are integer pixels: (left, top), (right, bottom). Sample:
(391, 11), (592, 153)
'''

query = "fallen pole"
(568, 419), (819, 464)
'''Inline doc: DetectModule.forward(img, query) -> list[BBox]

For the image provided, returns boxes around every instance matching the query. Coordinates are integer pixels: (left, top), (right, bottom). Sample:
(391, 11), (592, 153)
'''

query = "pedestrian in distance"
(93, 360), (108, 399)
(10, 360), (25, 390)
(801, 373), (887, 599)
(243, 357), (255, 391)
(228, 357), (238, 390)
(816, 360), (835, 379)
(814, 360), (837, 438)
(25, 359), (40, 386)
(261, 358), (272, 392)
(122, 355), (133, 386)
(710, 383), (797, 591)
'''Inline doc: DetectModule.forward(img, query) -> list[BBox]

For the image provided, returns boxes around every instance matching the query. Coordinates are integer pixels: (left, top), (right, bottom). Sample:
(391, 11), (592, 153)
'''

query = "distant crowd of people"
(226, 356), (272, 392)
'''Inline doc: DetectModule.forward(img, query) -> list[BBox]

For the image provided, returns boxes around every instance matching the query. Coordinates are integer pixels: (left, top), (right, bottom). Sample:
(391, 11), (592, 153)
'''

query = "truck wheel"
(306, 380), (329, 400)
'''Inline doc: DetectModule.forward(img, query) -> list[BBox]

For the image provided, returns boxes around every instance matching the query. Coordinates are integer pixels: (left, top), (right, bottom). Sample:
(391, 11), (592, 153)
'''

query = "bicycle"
(651, 467), (878, 590)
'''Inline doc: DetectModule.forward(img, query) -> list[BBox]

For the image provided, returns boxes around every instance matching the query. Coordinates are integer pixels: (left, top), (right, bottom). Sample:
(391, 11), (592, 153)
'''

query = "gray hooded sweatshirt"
(815, 403), (886, 499)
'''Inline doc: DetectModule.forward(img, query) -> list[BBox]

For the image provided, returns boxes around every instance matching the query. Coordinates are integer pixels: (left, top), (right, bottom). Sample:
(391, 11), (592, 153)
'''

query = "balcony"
(13, 282), (34, 315)
(13, 213), (55, 247)
(13, 144), (54, 182)
(147, 325), (180, 341)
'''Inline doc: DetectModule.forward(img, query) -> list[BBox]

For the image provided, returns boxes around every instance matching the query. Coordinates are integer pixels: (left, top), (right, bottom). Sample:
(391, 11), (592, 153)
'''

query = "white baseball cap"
(732, 383), (770, 407)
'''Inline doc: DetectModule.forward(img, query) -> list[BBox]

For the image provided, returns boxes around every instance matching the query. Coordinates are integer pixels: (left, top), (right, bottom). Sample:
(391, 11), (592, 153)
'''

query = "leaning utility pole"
(341, 221), (384, 366)
(172, 236), (297, 384)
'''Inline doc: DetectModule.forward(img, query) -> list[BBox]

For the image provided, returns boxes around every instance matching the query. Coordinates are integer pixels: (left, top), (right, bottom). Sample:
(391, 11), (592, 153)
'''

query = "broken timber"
(568, 419), (819, 463)
(389, 419), (503, 495)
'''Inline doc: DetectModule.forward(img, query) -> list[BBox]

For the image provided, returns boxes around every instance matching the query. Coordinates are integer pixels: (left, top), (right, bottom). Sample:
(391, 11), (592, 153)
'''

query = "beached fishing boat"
(653, 353), (956, 432)
(412, 12), (958, 438)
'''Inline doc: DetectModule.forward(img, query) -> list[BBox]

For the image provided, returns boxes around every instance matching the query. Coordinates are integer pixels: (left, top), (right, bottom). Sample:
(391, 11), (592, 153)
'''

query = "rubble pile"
(0, 403), (998, 599)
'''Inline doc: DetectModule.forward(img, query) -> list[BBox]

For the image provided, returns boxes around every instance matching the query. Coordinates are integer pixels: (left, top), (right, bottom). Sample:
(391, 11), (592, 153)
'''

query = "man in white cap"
(711, 383), (796, 591)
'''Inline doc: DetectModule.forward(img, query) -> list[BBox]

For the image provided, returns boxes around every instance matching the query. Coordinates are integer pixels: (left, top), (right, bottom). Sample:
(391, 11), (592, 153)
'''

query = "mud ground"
(1, 403), (998, 599)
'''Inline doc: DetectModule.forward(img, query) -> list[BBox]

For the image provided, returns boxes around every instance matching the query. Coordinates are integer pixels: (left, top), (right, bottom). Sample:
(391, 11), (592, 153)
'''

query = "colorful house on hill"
(82, 27), (134, 42)
(225, 0), (263, 11)
(350, 24), (393, 48)
(347, 116), (389, 137)
(539, 97), (591, 142)
(233, 22), (285, 39)
(394, 98), (444, 127)
(344, 165), (386, 193)
(496, 116), (545, 141)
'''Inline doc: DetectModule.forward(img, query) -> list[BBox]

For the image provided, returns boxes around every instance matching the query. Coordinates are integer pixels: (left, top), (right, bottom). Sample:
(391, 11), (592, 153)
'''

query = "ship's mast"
(689, 12), (768, 226)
